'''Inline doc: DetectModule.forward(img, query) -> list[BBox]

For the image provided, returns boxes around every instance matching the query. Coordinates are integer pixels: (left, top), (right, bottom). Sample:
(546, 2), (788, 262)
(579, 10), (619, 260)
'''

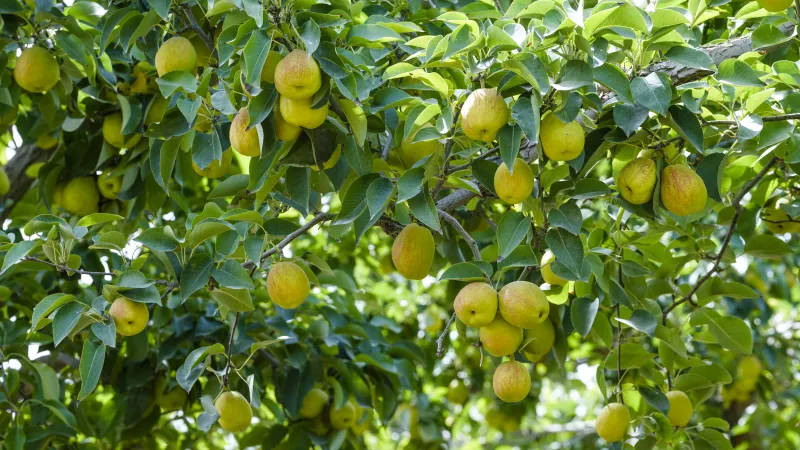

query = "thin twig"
(431, 141), (454, 199)
(518, 266), (533, 281)
(23, 256), (176, 286)
(438, 209), (482, 261)
(222, 313), (240, 388)
(182, 6), (215, 56)
(703, 113), (800, 126)
(244, 213), (334, 270)
(446, 146), (499, 174)
(662, 157), (781, 321)
(435, 312), (457, 357)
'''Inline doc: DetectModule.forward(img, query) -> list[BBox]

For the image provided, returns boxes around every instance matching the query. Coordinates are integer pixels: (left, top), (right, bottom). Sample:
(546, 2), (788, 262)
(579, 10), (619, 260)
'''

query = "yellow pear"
(453, 282), (498, 327)
(14, 46), (60, 93)
(267, 261), (310, 309)
(460, 88), (509, 142)
(391, 223), (435, 280)
(156, 387), (188, 411)
(540, 250), (566, 286)
(145, 95), (170, 126)
(618, 157), (657, 204)
(108, 297), (149, 336)
(595, 403), (630, 442)
(193, 150), (233, 178)
(479, 316), (523, 357)
(155, 36), (197, 77)
(492, 360), (531, 403)
(97, 171), (123, 200)
(0, 168), (9, 196)
(666, 391), (692, 427)
(299, 388), (330, 419)
(103, 113), (142, 149)
(215, 391), (252, 432)
(230, 108), (262, 157)
(737, 356), (762, 381)
(274, 102), (302, 142)
(279, 96), (328, 129)
(521, 318), (555, 356)
(446, 379), (469, 405)
(498, 281), (549, 329)
(540, 114), (584, 161)
(328, 400), (356, 429)
(757, 0), (792, 11)
(397, 124), (442, 168)
(261, 51), (284, 84)
(762, 207), (800, 233)
(494, 158), (534, 204)
(274, 49), (322, 99)
(660, 165), (707, 216)
(60, 177), (99, 215)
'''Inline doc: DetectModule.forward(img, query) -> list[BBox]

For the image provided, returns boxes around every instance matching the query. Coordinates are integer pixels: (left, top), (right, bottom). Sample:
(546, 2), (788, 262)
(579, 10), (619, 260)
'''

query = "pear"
(60, 177), (99, 215)
(521, 318), (555, 357)
(260, 51), (284, 84)
(397, 124), (442, 168)
(391, 223), (435, 280)
(454, 282), (498, 327)
(267, 261), (310, 309)
(279, 96), (328, 129)
(492, 360), (531, 402)
(494, 158), (534, 204)
(156, 387), (187, 411)
(299, 388), (330, 419)
(230, 108), (262, 157)
(617, 157), (657, 205)
(460, 88), (509, 142)
(97, 171), (123, 200)
(328, 400), (356, 429)
(193, 150), (233, 179)
(215, 391), (252, 432)
(665, 391), (693, 427)
(274, 49), (322, 100)
(14, 46), (60, 93)
(479, 315), (523, 357)
(498, 281), (549, 329)
(737, 356), (762, 381)
(274, 102), (302, 142)
(103, 112), (142, 149)
(108, 297), (149, 336)
(540, 250), (567, 286)
(446, 379), (469, 405)
(155, 36), (197, 77)
(539, 114), (584, 161)
(595, 403), (630, 442)
(660, 165), (707, 216)
(309, 416), (331, 436)
(757, 0), (793, 11)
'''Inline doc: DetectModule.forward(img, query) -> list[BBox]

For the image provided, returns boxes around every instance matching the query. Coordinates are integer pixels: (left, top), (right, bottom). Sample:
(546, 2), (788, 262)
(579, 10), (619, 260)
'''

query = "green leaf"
(570, 297), (598, 337)
(366, 177), (394, 220)
(298, 19), (321, 55)
(408, 190), (441, 232)
(498, 124), (523, 171)
(614, 103), (649, 137)
(745, 234), (791, 258)
(180, 253), (213, 302)
(243, 29), (271, 86)
(553, 60), (593, 91)
(572, 178), (613, 199)
(211, 260), (256, 289)
(668, 105), (704, 151)
(693, 309), (753, 354)
(547, 201), (582, 235)
(511, 94), (541, 141)
(616, 309), (657, 337)
(639, 385), (669, 415)
(664, 46), (714, 70)
(544, 228), (584, 280)
(631, 72), (671, 116)
(78, 339), (105, 400)
(135, 227), (178, 251)
(1, 240), (38, 274)
(594, 64), (634, 104)
(439, 262), (492, 281)
(185, 218), (235, 249)
(716, 59), (764, 87)
(156, 71), (198, 97)
(604, 342), (655, 370)
(333, 174), (380, 225)
(752, 24), (793, 51)
(52, 301), (85, 346)
(496, 211), (531, 259)
(696, 429), (734, 450)
(210, 287), (255, 312)
(77, 213), (125, 228)
(31, 293), (76, 332)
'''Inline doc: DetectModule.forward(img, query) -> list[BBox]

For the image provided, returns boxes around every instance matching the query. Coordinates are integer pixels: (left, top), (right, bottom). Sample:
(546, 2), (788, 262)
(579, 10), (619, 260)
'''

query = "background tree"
(1, 0), (799, 448)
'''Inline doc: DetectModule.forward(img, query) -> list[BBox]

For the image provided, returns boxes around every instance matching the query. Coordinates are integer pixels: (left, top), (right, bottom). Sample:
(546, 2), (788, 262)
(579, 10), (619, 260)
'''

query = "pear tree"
(1, 0), (799, 448)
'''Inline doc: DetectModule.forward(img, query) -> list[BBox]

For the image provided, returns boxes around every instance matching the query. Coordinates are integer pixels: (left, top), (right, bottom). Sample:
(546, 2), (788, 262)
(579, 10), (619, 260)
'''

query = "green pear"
(617, 157), (657, 204)
(595, 403), (630, 442)
(108, 297), (148, 336)
(498, 281), (549, 329)
(494, 158), (535, 204)
(155, 36), (197, 77)
(391, 223), (435, 280)
(215, 391), (252, 432)
(454, 282), (498, 327)
(493, 360), (531, 402)
(479, 316), (523, 357)
(540, 114), (584, 161)
(660, 165), (707, 216)
(299, 388), (329, 419)
(274, 50), (322, 100)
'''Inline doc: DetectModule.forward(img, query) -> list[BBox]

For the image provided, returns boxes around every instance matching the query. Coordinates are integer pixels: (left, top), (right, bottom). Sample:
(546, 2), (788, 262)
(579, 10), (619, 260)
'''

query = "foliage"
(1, 0), (799, 448)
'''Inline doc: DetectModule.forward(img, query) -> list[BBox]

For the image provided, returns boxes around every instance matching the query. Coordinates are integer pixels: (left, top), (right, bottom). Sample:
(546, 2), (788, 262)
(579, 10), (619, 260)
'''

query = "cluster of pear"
(297, 388), (370, 436)
(50, 169), (122, 216)
(596, 390), (693, 442)
(722, 355), (762, 405)
(617, 148), (708, 216)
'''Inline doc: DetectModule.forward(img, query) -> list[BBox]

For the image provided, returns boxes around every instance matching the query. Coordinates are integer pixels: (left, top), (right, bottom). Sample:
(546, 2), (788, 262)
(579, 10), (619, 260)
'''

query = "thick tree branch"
(662, 157), (781, 320)
(0, 144), (49, 223)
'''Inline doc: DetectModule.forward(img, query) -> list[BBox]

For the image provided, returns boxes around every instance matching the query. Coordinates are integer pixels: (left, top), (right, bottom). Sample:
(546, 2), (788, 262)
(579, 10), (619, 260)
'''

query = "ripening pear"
(492, 360), (531, 403)
(274, 102), (302, 142)
(539, 114), (584, 161)
(156, 387), (188, 411)
(193, 150), (233, 178)
(279, 96), (328, 129)
(540, 250), (566, 286)
(397, 124), (442, 168)
(617, 158), (657, 205)
(660, 165), (707, 216)
(762, 207), (800, 233)
(446, 379), (470, 405)
(391, 223), (435, 280)
(230, 108), (262, 157)
(60, 177), (99, 215)
(479, 315), (523, 357)
(97, 171), (123, 200)
(454, 282), (498, 327)
(460, 88), (509, 142)
(14, 46), (60, 93)
(757, 0), (793, 11)
(595, 403), (630, 442)
(261, 51), (284, 84)
(267, 261), (310, 309)
(737, 355), (762, 381)
(0, 168), (9, 196)
(494, 158), (534, 204)
(521, 318), (555, 357)
(274, 49), (322, 100)
(215, 391), (252, 432)
(103, 113), (142, 149)
(299, 388), (330, 419)
(666, 391), (693, 426)
(328, 400), (356, 429)
(498, 281), (549, 329)
(352, 409), (372, 435)
(108, 297), (149, 336)
(155, 36), (197, 77)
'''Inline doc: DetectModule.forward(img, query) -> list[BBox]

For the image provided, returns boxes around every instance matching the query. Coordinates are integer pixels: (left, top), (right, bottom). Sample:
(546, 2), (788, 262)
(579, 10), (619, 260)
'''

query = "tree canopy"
(1, 0), (799, 448)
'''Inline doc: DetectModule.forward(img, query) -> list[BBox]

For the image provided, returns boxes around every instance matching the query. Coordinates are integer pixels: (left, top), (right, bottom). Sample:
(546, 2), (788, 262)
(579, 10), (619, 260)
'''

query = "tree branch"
(23, 256), (176, 287)
(438, 209), (481, 261)
(0, 144), (49, 223)
(662, 157), (781, 320)
(244, 213), (334, 270)
(181, 6), (215, 57)
(435, 312), (457, 357)
(704, 112), (800, 126)
(446, 146), (499, 174)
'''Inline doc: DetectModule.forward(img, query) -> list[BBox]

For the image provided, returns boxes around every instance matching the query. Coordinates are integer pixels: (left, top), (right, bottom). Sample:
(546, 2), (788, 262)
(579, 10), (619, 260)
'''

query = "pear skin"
(540, 250), (567, 286)
(460, 88), (509, 142)
(230, 108), (261, 157)
(540, 114), (584, 161)
(454, 282), (498, 327)
(274, 102), (302, 142)
(494, 158), (535, 204)
(193, 150), (232, 178)
(596, 403), (630, 442)
(498, 281), (549, 329)
(109, 297), (149, 336)
(279, 96), (329, 129)
(397, 124), (442, 168)
(155, 36), (197, 77)
(274, 49), (322, 100)
(521, 318), (555, 356)
(618, 157), (657, 205)
(103, 112), (141, 149)
(299, 388), (330, 419)
(215, 391), (252, 432)
(61, 177), (99, 215)
(492, 360), (531, 402)
(665, 391), (693, 427)
(479, 316), (523, 357)
(391, 223), (435, 280)
(14, 46), (59, 93)
(660, 165), (707, 216)
(267, 261), (310, 309)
